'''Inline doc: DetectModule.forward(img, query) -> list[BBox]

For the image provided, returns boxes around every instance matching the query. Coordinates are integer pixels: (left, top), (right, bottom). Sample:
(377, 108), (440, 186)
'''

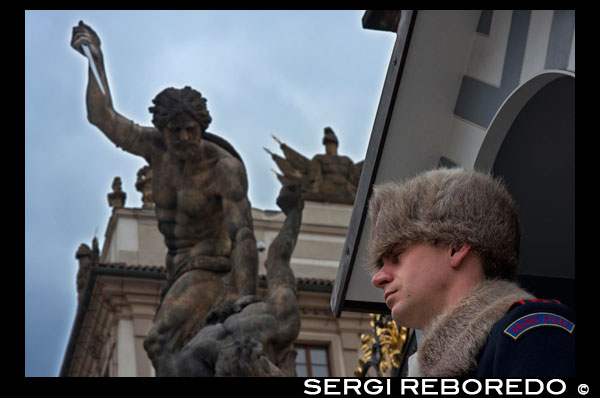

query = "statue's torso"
(313, 154), (353, 184)
(150, 140), (243, 257)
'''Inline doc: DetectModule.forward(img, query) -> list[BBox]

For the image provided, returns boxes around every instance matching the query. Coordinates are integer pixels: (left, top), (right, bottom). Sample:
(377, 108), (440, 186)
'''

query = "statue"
(75, 237), (99, 304)
(177, 182), (304, 376)
(71, 21), (259, 376)
(135, 165), (154, 209)
(107, 176), (126, 208)
(265, 127), (364, 205)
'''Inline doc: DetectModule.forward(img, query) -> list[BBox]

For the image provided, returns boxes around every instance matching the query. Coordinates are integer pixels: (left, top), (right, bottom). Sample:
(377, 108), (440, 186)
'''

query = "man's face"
(371, 242), (452, 330)
(164, 113), (203, 159)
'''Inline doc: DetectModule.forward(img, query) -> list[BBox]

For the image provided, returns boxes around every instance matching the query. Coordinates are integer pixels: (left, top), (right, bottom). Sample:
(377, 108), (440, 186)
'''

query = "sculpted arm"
(217, 155), (248, 202)
(217, 155), (259, 298)
(71, 21), (156, 160)
(308, 156), (323, 189)
(264, 183), (303, 294)
(264, 182), (303, 344)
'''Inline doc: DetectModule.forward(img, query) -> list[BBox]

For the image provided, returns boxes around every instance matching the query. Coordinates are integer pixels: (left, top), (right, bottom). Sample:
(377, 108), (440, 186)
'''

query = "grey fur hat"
(367, 168), (520, 280)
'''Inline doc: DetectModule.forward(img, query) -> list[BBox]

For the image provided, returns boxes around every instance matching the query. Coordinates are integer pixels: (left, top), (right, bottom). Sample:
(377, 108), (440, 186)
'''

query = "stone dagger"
(81, 41), (106, 95)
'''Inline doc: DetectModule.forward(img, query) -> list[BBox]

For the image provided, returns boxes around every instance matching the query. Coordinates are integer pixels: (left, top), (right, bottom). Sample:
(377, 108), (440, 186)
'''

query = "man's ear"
(449, 245), (472, 268)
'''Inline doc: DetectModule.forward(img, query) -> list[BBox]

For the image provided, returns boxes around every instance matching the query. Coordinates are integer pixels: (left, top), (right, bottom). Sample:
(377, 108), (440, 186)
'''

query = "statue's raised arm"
(71, 21), (156, 161)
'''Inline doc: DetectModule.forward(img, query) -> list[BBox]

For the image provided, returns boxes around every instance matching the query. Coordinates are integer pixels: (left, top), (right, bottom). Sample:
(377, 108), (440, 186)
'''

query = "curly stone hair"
(148, 86), (212, 131)
(367, 168), (521, 281)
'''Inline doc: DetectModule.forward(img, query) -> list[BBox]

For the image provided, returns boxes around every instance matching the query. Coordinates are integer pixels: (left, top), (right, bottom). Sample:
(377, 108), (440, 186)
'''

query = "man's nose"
(371, 262), (393, 289)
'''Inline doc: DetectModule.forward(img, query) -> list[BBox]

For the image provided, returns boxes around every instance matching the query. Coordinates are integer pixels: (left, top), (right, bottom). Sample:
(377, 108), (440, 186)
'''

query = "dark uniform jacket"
(415, 280), (575, 377)
(474, 299), (575, 377)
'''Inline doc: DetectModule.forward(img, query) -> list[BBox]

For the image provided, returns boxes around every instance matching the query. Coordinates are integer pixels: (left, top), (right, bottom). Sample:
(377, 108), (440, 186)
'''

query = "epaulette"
(503, 299), (575, 340)
(508, 298), (562, 311)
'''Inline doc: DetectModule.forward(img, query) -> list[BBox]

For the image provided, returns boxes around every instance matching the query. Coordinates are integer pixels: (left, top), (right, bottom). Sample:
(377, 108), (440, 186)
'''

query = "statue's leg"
(144, 269), (223, 376)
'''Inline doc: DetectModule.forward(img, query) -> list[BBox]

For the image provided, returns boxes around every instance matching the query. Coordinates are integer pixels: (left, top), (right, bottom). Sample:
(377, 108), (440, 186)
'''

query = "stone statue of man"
(307, 127), (357, 204)
(107, 176), (126, 208)
(135, 165), (154, 208)
(71, 21), (258, 376)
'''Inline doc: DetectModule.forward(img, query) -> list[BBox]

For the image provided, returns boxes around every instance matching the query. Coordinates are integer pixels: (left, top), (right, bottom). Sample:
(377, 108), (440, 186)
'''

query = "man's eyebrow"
(383, 245), (405, 258)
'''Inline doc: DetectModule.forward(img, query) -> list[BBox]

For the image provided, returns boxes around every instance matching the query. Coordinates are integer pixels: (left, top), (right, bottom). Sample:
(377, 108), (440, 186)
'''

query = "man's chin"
(391, 306), (410, 326)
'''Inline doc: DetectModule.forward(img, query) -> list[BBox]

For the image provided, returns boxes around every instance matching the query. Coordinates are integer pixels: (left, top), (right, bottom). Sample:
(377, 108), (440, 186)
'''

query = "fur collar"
(417, 279), (534, 376)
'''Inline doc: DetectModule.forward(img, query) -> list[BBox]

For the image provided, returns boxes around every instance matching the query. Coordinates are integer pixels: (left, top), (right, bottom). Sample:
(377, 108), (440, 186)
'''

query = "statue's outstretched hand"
(276, 181), (304, 215)
(70, 20), (101, 59)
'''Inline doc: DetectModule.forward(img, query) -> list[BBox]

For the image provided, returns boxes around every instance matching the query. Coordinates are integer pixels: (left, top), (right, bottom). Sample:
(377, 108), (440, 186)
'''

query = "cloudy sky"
(25, 10), (396, 376)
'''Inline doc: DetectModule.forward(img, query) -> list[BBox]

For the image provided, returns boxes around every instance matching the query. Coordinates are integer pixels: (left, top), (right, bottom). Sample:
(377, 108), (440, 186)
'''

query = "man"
(369, 168), (575, 377)
(71, 21), (258, 375)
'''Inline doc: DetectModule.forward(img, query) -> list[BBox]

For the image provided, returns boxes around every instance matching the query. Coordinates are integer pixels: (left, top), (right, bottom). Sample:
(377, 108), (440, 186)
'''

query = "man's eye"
(391, 250), (404, 265)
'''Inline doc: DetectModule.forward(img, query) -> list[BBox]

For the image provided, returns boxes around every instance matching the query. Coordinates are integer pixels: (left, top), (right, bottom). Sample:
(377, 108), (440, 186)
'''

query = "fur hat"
(367, 168), (520, 280)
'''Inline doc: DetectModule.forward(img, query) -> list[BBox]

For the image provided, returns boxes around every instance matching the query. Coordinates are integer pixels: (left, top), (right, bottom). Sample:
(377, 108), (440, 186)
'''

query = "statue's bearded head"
(149, 86), (212, 159)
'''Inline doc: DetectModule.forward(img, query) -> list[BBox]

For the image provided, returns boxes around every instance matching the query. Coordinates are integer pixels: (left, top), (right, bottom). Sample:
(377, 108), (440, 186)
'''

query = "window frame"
(295, 343), (332, 377)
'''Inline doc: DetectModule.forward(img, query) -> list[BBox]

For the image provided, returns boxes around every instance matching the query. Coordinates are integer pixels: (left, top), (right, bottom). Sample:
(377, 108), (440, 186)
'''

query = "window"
(295, 344), (331, 377)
